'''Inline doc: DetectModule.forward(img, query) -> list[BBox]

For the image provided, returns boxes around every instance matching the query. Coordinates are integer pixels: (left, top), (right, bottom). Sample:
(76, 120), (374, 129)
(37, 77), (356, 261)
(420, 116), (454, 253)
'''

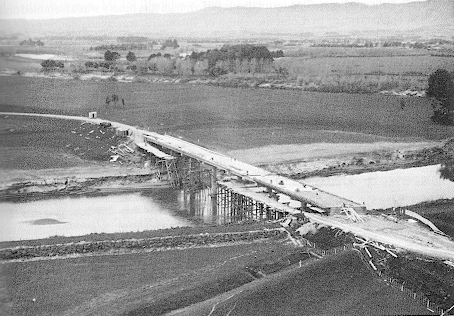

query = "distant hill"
(0, 0), (452, 38)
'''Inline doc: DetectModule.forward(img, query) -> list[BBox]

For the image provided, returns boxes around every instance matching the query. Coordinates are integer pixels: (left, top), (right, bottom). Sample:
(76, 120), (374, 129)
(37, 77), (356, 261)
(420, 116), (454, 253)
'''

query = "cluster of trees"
(187, 44), (279, 76)
(80, 45), (282, 77)
(104, 50), (121, 61)
(161, 39), (179, 49)
(126, 51), (136, 62)
(90, 44), (147, 51)
(383, 40), (453, 49)
(428, 69), (454, 125)
(20, 38), (44, 46)
(85, 61), (116, 70)
(148, 53), (171, 60)
(41, 59), (64, 69)
(271, 50), (284, 58)
(382, 41), (403, 47)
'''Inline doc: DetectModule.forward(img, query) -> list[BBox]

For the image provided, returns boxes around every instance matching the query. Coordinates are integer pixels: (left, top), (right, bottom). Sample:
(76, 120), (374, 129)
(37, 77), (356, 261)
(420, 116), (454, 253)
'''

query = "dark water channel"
(1, 163), (453, 242)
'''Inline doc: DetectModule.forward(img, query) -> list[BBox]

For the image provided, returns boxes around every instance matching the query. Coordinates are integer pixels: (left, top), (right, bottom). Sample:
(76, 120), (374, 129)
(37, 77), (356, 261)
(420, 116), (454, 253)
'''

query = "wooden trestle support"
(151, 148), (288, 223)
(215, 184), (285, 222)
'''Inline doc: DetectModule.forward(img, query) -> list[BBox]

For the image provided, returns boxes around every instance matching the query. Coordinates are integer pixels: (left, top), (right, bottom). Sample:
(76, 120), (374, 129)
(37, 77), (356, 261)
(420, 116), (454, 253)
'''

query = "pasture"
(167, 251), (431, 316)
(276, 55), (454, 78)
(276, 54), (454, 92)
(2, 246), (431, 316)
(2, 241), (290, 316)
(1, 76), (453, 153)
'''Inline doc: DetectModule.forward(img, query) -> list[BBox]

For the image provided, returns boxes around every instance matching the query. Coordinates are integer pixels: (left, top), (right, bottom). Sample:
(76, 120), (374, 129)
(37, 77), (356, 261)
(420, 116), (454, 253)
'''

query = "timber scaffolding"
(139, 133), (366, 220)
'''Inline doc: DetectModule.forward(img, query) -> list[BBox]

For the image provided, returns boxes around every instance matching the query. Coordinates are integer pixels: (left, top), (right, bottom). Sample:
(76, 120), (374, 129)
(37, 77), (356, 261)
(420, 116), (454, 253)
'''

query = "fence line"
(297, 236), (446, 315)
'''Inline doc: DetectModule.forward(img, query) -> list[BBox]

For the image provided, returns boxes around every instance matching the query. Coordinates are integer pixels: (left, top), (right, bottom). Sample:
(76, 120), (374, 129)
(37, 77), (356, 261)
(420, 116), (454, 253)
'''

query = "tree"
(161, 39), (179, 49)
(104, 50), (120, 61)
(41, 59), (64, 70)
(439, 161), (454, 182)
(126, 51), (136, 62)
(428, 69), (454, 125)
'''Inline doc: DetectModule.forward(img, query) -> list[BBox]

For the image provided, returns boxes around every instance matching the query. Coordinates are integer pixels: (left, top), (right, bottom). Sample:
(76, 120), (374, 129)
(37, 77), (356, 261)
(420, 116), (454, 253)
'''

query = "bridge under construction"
(138, 131), (366, 221)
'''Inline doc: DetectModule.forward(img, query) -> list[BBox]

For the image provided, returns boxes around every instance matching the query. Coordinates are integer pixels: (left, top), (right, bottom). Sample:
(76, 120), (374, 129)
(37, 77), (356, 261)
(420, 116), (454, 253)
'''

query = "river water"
(303, 164), (454, 210)
(1, 164), (453, 242)
(0, 190), (197, 242)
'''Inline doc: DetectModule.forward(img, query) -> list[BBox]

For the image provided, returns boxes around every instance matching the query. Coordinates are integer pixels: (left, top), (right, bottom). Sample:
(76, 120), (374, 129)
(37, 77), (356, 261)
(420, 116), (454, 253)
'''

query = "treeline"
(70, 44), (285, 77)
(312, 42), (376, 48)
(84, 61), (116, 70)
(294, 73), (427, 94)
(90, 43), (148, 51)
(161, 39), (179, 49)
(41, 59), (64, 69)
(186, 44), (283, 76)
(20, 38), (44, 46)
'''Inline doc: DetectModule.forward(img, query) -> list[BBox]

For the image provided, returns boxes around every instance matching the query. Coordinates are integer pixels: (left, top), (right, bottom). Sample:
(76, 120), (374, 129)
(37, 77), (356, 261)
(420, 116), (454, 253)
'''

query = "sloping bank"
(0, 173), (164, 200)
(0, 228), (286, 261)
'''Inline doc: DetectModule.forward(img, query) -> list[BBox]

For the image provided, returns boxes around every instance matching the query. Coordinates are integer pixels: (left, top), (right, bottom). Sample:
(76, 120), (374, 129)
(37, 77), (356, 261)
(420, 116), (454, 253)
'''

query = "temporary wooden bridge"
(140, 132), (366, 220)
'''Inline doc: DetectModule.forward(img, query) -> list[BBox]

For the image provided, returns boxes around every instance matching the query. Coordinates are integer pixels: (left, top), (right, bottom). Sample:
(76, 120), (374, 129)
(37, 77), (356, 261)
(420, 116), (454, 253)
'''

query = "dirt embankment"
(0, 172), (162, 200)
(252, 138), (454, 179)
(0, 228), (286, 261)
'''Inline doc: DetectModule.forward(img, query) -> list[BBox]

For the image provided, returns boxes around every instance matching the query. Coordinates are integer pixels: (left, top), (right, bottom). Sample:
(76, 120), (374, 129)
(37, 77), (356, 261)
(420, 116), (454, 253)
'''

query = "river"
(303, 164), (454, 210)
(1, 164), (453, 242)
(0, 190), (199, 242)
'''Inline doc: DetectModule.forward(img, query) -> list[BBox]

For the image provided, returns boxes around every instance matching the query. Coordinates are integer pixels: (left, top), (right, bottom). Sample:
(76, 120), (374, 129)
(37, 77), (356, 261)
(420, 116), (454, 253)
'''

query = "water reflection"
(0, 193), (193, 242)
(439, 161), (454, 182)
(177, 188), (232, 225)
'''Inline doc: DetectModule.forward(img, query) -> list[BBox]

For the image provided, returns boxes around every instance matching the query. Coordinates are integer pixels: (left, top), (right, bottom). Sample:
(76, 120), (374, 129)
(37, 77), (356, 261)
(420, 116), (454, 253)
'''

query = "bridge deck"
(143, 133), (366, 212)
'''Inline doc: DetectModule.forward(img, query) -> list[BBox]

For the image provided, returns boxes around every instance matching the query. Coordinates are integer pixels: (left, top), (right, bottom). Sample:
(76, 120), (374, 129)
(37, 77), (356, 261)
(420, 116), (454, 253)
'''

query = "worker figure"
(122, 98), (125, 106)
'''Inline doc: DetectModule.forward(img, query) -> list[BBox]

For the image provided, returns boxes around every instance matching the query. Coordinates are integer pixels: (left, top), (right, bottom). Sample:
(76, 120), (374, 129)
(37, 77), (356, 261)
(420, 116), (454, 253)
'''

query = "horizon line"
(0, 0), (428, 21)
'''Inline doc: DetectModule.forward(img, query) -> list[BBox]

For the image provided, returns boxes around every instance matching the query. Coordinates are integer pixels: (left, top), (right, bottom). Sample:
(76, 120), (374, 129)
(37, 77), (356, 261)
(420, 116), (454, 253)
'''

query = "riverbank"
(0, 166), (164, 200)
(378, 198), (454, 239)
(250, 138), (454, 179)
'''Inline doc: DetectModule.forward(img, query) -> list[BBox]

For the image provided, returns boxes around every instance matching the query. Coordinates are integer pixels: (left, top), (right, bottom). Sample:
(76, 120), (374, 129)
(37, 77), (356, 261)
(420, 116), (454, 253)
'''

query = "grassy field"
(168, 251), (432, 316)
(277, 55), (454, 77)
(1, 245), (433, 316)
(1, 76), (453, 154)
(0, 115), (126, 169)
(284, 47), (430, 58)
(276, 54), (454, 92)
(2, 241), (291, 316)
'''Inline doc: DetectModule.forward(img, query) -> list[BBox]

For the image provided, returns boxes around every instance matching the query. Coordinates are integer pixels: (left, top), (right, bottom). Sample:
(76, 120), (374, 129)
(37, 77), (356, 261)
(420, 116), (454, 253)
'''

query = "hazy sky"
(0, 0), (426, 19)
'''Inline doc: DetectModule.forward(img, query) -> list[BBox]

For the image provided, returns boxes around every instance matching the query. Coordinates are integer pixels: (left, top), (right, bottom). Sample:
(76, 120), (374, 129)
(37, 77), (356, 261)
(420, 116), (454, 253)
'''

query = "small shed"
(88, 112), (97, 119)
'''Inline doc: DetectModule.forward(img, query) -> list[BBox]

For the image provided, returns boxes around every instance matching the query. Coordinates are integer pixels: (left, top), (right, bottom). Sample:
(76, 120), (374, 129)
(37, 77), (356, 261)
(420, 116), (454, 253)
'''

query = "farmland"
(167, 251), (432, 316)
(2, 241), (289, 316)
(1, 243), (433, 316)
(1, 76), (453, 153)
(276, 54), (454, 93)
(277, 54), (454, 78)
